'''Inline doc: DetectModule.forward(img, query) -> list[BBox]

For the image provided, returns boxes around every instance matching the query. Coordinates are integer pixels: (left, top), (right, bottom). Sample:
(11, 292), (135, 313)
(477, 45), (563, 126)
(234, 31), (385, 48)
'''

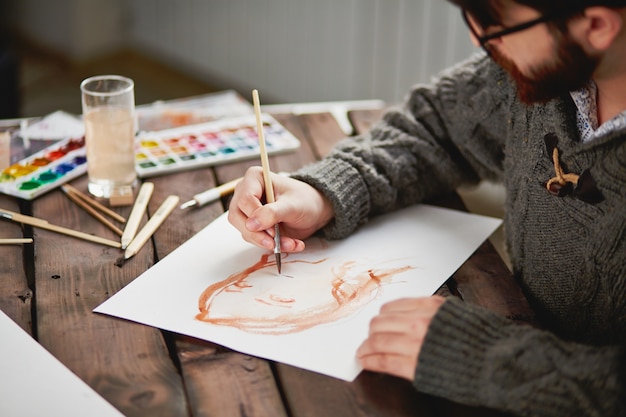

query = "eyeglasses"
(461, 9), (570, 53)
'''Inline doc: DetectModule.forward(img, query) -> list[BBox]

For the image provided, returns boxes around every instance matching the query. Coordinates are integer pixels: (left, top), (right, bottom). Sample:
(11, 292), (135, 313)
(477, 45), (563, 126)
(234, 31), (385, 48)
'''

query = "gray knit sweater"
(293, 53), (626, 417)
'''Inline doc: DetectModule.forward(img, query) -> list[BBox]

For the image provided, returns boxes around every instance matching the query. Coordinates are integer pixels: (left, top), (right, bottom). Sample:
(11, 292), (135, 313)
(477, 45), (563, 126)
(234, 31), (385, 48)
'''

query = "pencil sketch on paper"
(195, 241), (415, 335)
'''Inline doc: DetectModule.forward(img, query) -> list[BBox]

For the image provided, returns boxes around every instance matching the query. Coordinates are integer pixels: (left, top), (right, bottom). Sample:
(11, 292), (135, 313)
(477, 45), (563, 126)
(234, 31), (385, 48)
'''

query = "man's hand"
(228, 166), (335, 253)
(356, 296), (446, 380)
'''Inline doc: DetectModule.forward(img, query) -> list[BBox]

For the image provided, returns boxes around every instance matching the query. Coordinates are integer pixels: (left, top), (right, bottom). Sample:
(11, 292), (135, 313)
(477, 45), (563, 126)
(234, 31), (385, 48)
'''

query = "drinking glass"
(80, 75), (137, 198)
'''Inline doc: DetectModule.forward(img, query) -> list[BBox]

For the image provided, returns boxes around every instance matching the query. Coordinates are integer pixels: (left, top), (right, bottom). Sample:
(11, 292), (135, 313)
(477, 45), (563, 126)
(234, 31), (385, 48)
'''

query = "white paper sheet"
(20, 110), (85, 140)
(95, 205), (501, 381)
(0, 310), (125, 417)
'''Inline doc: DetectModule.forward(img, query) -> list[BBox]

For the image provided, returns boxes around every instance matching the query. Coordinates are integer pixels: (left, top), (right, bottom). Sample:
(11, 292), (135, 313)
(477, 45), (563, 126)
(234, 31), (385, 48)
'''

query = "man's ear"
(578, 7), (623, 51)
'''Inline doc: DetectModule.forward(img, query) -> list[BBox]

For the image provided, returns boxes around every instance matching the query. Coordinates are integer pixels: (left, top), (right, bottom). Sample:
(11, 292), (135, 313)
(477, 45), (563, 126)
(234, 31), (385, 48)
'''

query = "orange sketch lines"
(196, 252), (414, 335)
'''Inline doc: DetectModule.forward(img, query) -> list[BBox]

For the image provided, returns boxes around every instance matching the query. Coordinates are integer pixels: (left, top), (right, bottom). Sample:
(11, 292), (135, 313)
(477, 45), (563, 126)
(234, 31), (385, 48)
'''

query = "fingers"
(279, 234), (306, 252)
(227, 167), (311, 253)
(229, 197), (298, 251)
(356, 296), (446, 381)
(228, 167), (272, 249)
(356, 308), (425, 380)
(379, 296), (446, 313)
(367, 309), (430, 335)
(357, 340), (417, 381)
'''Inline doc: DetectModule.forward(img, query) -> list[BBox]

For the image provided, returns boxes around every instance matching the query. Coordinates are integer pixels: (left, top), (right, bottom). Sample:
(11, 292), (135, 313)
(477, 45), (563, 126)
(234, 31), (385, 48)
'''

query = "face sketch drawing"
(196, 242), (415, 334)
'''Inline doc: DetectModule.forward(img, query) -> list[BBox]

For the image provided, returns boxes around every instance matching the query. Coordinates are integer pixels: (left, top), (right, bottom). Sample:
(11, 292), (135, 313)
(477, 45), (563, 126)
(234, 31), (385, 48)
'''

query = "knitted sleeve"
(415, 298), (626, 417)
(292, 53), (513, 239)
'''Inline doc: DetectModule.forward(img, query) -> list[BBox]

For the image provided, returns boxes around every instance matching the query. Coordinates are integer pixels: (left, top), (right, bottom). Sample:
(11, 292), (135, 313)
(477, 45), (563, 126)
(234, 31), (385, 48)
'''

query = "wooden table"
(0, 108), (534, 417)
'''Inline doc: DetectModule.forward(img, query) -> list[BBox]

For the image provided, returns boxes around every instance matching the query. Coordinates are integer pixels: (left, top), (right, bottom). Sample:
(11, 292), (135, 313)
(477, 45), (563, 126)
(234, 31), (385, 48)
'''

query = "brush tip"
(180, 199), (197, 210)
(275, 253), (282, 274)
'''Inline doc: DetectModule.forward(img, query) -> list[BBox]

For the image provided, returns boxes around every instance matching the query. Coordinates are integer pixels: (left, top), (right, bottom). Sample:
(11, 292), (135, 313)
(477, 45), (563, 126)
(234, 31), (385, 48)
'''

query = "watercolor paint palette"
(0, 136), (87, 200)
(135, 114), (300, 178)
(0, 112), (300, 198)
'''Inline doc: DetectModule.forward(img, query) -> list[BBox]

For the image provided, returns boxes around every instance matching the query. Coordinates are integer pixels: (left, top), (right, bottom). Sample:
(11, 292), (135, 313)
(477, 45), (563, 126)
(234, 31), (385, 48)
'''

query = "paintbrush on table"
(115, 195), (179, 266)
(0, 208), (121, 248)
(120, 182), (154, 249)
(0, 238), (33, 245)
(61, 184), (125, 236)
(180, 177), (242, 210)
(252, 89), (282, 274)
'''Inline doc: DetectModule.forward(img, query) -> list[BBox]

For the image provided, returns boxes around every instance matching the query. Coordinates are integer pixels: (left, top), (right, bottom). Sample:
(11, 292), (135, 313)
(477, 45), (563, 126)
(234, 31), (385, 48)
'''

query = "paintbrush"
(180, 173), (290, 210)
(121, 182), (154, 249)
(0, 238), (33, 245)
(0, 208), (121, 248)
(61, 185), (124, 236)
(115, 195), (179, 267)
(62, 184), (127, 223)
(180, 177), (242, 210)
(252, 89), (281, 274)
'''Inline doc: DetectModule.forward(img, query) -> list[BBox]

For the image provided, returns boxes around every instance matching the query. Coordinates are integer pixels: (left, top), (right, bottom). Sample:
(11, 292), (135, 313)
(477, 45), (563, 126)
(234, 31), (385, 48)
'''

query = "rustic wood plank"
(0, 195), (32, 333)
(148, 169), (288, 417)
(427, 395), (514, 417)
(448, 240), (535, 323)
(276, 366), (439, 417)
(429, 194), (528, 320)
(148, 169), (224, 256)
(294, 112), (348, 159)
(348, 108), (388, 136)
(32, 176), (188, 417)
(174, 336), (288, 417)
(270, 113), (322, 170)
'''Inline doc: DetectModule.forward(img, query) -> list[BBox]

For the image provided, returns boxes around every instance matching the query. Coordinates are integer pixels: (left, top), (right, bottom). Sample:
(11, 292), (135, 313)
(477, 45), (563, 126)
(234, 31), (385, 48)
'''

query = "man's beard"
(488, 30), (599, 105)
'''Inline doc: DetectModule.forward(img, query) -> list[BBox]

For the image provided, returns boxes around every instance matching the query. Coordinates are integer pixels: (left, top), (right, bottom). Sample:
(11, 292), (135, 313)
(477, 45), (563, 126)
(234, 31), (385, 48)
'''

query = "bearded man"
(228, 1), (626, 415)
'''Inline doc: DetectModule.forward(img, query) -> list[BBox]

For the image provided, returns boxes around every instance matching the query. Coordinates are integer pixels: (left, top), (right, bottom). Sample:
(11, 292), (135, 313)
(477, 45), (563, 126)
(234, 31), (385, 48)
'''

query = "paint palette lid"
(0, 136), (87, 200)
(135, 113), (300, 178)
(136, 90), (254, 132)
(19, 111), (85, 141)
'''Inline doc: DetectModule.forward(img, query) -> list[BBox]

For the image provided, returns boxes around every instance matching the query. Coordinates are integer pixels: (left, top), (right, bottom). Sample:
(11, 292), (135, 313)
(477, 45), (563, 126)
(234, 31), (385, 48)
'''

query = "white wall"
(126, 0), (477, 103)
(10, 0), (477, 103)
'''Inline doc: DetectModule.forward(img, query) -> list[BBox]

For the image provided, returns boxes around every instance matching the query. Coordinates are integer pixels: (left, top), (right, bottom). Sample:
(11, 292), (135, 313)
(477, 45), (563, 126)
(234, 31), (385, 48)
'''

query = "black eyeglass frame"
(461, 9), (578, 52)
